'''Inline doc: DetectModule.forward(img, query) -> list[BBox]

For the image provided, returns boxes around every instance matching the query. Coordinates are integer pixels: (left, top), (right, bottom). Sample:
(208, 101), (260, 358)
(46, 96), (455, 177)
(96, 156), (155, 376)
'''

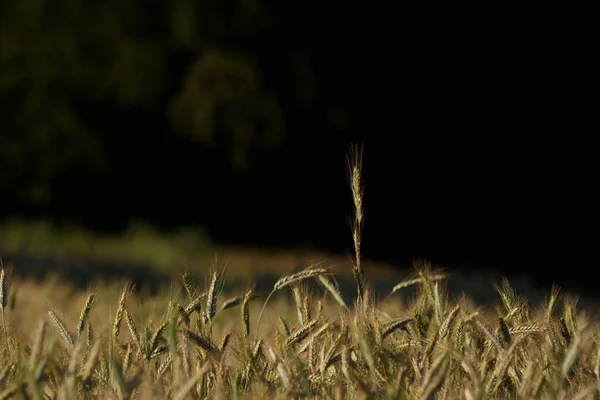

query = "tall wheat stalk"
(347, 144), (366, 301)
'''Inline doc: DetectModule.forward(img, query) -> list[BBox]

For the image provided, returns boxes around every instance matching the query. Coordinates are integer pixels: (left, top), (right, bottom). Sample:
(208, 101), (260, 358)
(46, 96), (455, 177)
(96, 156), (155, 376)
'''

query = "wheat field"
(1, 147), (599, 399)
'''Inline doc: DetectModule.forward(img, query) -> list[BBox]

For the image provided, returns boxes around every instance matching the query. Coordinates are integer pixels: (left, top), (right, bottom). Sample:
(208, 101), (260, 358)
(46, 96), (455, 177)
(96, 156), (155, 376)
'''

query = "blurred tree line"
(0, 0), (357, 228)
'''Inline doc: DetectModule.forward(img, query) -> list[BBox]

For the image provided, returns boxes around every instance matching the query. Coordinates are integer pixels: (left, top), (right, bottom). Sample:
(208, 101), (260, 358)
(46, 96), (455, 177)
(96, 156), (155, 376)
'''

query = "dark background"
(1, 1), (599, 288)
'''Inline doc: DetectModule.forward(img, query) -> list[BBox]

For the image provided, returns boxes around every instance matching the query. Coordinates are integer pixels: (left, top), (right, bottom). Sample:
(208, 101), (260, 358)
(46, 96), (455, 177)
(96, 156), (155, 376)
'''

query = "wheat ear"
(254, 267), (327, 343)
(77, 292), (95, 336)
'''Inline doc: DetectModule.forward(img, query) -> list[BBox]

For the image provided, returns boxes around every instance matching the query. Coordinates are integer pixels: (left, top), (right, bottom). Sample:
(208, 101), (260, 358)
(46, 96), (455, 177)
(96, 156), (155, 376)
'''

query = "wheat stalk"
(48, 308), (74, 347)
(113, 282), (132, 341)
(317, 275), (347, 309)
(254, 267), (327, 342)
(347, 144), (365, 301)
(125, 309), (141, 352)
(219, 296), (242, 313)
(285, 318), (319, 348)
(181, 271), (196, 300)
(77, 292), (95, 336)
(204, 268), (220, 325)
(241, 284), (255, 339)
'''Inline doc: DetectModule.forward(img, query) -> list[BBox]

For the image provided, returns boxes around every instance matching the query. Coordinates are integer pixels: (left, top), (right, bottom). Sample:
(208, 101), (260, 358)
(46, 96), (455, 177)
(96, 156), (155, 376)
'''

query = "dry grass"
(0, 147), (599, 399)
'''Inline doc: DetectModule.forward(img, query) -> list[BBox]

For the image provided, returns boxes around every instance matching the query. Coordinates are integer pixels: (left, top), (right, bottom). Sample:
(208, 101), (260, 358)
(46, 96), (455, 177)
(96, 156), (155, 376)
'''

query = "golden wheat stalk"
(285, 318), (320, 348)
(181, 271), (196, 300)
(254, 267), (328, 342)
(347, 144), (365, 301)
(388, 273), (448, 297)
(219, 296), (242, 313)
(241, 284), (255, 339)
(317, 275), (347, 309)
(186, 330), (220, 361)
(77, 292), (95, 336)
(48, 308), (74, 347)
(291, 285), (304, 325)
(125, 309), (141, 351)
(112, 282), (132, 340)
(205, 269), (220, 325)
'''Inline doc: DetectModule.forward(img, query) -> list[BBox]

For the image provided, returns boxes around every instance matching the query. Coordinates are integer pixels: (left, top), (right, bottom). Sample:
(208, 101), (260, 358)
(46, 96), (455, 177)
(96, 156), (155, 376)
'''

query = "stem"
(1, 307), (8, 357)
(254, 290), (275, 344)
